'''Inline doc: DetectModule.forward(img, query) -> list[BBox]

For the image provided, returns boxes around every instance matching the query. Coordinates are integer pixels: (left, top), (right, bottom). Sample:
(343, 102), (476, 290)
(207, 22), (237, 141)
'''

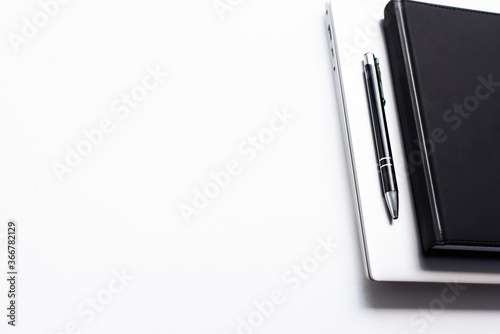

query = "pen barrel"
(363, 62), (398, 193)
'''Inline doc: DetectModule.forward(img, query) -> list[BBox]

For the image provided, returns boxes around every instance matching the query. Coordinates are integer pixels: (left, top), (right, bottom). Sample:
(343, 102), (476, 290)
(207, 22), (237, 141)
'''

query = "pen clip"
(375, 57), (386, 106)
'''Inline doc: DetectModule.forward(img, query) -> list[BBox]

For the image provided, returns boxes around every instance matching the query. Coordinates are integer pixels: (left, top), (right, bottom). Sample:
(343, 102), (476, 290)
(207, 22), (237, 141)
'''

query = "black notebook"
(384, 0), (500, 254)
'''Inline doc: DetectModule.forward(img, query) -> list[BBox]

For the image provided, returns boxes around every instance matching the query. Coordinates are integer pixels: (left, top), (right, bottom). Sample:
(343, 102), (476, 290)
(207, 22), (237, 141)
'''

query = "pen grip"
(380, 160), (398, 193)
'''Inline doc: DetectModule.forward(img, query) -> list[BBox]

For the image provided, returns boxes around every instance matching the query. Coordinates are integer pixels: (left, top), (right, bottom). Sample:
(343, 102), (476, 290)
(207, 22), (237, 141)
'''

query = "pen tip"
(385, 191), (399, 220)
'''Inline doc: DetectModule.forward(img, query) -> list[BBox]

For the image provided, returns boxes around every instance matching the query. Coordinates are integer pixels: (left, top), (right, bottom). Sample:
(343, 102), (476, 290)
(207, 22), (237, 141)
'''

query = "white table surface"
(0, 0), (499, 333)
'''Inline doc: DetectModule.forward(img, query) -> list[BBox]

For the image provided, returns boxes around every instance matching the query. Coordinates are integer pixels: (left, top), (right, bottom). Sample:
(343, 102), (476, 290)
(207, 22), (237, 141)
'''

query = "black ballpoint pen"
(362, 52), (399, 220)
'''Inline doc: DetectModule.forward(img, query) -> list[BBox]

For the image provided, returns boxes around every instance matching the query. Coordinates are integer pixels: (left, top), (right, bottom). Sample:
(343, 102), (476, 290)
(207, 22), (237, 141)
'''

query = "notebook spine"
(384, 0), (443, 252)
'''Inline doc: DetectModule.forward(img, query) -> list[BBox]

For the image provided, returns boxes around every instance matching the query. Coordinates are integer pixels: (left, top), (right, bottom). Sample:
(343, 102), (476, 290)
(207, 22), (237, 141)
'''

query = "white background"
(0, 0), (499, 333)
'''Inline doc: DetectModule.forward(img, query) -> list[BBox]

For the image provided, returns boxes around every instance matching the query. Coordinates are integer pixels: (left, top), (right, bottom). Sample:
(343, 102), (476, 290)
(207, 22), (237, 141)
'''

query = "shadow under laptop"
(361, 278), (500, 311)
(357, 247), (500, 310)
(340, 196), (500, 311)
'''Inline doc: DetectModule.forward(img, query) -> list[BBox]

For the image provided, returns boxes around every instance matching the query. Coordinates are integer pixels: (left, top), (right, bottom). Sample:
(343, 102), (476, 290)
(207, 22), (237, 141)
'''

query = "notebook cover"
(384, 0), (500, 254)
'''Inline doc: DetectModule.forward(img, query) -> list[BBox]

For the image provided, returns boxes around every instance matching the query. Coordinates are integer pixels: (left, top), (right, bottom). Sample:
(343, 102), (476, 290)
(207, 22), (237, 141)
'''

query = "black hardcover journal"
(384, 0), (500, 254)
